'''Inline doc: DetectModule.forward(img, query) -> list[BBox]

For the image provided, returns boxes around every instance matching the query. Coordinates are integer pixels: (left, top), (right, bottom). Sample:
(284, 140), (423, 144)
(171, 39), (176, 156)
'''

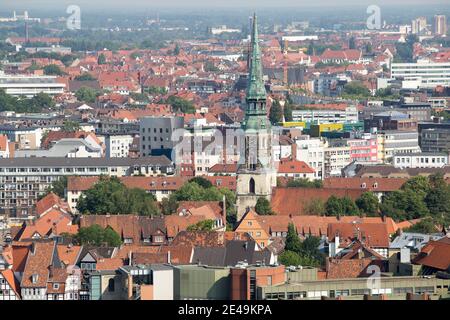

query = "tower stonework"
(236, 14), (277, 221)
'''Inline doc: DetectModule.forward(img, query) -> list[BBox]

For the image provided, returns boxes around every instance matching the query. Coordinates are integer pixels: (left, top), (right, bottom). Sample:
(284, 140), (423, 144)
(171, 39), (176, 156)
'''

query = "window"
(53, 283), (59, 290)
(108, 279), (115, 292)
(249, 178), (255, 194)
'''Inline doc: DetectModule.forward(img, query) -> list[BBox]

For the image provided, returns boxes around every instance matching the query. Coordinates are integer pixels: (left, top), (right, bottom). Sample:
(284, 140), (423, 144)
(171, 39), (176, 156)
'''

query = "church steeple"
(246, 13), (267, 105)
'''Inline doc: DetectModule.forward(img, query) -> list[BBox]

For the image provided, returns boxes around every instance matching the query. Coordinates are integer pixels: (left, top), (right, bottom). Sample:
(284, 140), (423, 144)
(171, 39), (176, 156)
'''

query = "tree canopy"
(76, 176), (159, 216)
(165, 96), (196, 114)
(75, 224), (122, 247)
(255, 197), (274, 215)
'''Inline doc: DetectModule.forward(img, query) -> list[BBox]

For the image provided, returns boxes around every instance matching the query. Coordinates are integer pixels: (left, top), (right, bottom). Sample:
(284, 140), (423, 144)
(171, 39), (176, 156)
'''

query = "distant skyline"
(2, 0), (450, 11)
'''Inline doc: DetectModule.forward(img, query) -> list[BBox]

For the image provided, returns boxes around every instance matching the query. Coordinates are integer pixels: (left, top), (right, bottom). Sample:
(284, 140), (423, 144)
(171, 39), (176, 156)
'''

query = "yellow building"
(234, 210), (271, 249)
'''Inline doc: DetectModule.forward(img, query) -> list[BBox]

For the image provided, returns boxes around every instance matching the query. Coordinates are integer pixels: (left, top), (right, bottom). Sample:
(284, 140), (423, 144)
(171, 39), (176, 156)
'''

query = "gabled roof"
(413, 236), (450, 271)
(328, 222), (390, 248)
(36, 192), (70, 216)
(0, 269), (20, 298)
(277, 158), (315, 174)
(19, 209), (77, 241)
(21, 241), (57, 288)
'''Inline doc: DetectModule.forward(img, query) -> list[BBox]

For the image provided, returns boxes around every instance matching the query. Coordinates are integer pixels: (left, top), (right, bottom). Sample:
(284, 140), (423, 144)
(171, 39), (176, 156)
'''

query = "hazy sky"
(3, 0), (450, 10)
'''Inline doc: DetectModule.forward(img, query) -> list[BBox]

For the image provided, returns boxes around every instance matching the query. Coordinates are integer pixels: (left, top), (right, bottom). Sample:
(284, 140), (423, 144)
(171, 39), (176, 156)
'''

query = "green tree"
(43, 64), (65, 76)
(62, 120), (81, 132)
(283, 101), (293, 122)
(404, 218), (439, 234)
(341, 197), (359, 216)
(356, 192), (380, 216)
(189, 177), (213, 189)
(98, 53), (107, 65)
(304, 198), (325, 216)
(279, 250), (302, 266)
(255, 197), (274, 215)
(343, 81), (370, 97)
(75, 87), (100, 103)
(166, 96), (195, 114)
(285, 223), (301, 252)
(76, 224), (122, 246)
(425, 173), (450, 219)
(77, 176), (159, 215)
(325, 195), (343, 216)
(401, 176), (430, 199)
(349, 36), (356, 50)
(161, 196), (179, 215)
(30, 92), (55, 109)
(269, 100), (283, 125)
(75, 73), (96, 81)
(173, 43), (180, 56)
(286, 178), (323, 188)
(187, 219), (215, 231)
(44, 176), (68, 199)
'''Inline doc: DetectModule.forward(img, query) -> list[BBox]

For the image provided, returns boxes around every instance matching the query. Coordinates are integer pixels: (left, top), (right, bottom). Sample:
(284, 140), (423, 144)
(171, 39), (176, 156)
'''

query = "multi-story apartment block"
(0, 156), (174, 218)
(411, 17), (427, 35)
(347, 134), (378, 163)
(435, 15), (447, 36)
(292, 106), (358, 124)
(295, 137), (325, 180)
(378, 131), (421, 162)
(420, 128), (450, 153)
(0, 73), (65, 97)
(393, 152), (449, 169)
(389, 61), (450, 90)
(102, 134), (134, 158)
(324, 140), (351, 177)
(139, 116), (184, 159)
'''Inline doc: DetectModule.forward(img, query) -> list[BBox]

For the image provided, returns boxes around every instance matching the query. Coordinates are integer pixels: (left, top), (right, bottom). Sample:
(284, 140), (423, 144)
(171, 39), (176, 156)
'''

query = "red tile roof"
(413, 236), (450, 271)
(277, 159), (315, 174)
(323, 178), (408, 192)
(21, 241), (56, 288)
(271, 187), (364, 216)
(328, 222), (390, 248)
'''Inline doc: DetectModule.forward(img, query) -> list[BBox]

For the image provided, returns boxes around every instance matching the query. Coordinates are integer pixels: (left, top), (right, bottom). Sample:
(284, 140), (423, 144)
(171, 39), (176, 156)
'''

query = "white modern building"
(389, 60), (450, 90)
(103, 134), (134, 158)
(379, 131), (422, 161)
(295, 136), (325, 180)
(393, 152), (449, 169)
(0, 73), (65, 97)
(324, 141), (351, 177)
(292, 106), (358, 124)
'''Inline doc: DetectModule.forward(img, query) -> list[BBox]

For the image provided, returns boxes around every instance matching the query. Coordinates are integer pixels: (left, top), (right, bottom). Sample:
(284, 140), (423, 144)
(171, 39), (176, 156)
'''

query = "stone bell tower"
(236, 13), (277, 221)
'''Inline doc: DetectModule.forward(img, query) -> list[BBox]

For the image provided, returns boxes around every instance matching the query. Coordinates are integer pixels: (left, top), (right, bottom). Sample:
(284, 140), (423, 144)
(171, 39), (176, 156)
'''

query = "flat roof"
(0, 156), (172, 167)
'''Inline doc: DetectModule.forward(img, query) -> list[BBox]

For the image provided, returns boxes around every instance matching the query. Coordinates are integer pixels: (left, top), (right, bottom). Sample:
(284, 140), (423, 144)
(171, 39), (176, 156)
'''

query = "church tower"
(236, 14), (277, 221)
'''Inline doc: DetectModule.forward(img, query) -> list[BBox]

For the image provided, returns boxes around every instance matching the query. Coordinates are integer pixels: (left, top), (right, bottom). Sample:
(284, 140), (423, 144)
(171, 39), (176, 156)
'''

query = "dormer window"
(361, 183), (366, 188)
(373, 183), (378, 189)
(31, 274), (39, 284)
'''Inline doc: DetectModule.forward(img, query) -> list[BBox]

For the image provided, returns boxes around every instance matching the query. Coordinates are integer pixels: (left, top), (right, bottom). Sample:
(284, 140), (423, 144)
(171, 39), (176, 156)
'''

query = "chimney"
(291, 141), (297, 159)
(222, 195), (226, 221)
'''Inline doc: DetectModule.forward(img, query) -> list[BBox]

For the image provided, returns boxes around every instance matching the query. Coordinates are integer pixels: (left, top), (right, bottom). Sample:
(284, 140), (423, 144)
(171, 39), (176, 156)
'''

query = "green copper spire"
(246, 13), (267, 104)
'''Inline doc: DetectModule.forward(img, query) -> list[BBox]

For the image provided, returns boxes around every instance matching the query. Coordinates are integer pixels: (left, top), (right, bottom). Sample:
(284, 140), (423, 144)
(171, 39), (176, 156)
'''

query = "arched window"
(249, 178), (256, 194)
(108, 278), (115, 292)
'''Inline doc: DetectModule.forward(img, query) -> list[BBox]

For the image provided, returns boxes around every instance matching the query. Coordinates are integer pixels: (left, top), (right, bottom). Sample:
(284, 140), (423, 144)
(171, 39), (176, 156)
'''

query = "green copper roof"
(246, 14), (267, 102)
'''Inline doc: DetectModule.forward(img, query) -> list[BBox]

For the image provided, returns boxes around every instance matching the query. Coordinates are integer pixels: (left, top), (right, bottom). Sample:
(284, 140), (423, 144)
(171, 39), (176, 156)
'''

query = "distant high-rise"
(411, 17), (427, 35)
(435, 15), (447, 36)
